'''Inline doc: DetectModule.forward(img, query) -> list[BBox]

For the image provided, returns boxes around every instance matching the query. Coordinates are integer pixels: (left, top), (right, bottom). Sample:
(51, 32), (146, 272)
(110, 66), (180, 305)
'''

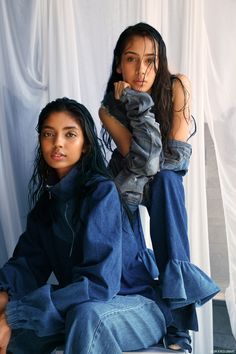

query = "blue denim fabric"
(103, 88), (162, 209)
(103, 88), (192, 211)
(148, 170), (220, 312)
(2, 165), (172, 348)
(160, 139), (192, 172)
(163, 325), (192, 353)
(120, 88), (162, 176)
(109, 165), (220, 330)
(103, 85), (197, 215)
(110, 138), (192, 211)
(7, 329), (64, 354)
(7, 295), (166, 354)
(103, 90), (220, 333)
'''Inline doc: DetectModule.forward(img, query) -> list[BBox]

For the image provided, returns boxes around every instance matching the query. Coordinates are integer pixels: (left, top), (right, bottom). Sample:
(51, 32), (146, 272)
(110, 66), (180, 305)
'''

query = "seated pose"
(0, 97), (175, 354)
(99, 22), (220, 352)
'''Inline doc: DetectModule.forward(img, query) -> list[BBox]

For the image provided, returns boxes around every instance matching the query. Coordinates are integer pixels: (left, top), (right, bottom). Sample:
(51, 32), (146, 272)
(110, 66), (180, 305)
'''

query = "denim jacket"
(103, 88), (162, 176)
(0, 165), (163, 336)
(102, 88), (193, 209)
(160, 139), (192, 172)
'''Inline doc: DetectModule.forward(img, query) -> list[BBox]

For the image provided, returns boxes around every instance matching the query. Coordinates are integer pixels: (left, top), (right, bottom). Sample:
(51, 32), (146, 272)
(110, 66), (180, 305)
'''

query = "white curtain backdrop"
(1, 0), (235, 353)
(203, 0), (236, 341)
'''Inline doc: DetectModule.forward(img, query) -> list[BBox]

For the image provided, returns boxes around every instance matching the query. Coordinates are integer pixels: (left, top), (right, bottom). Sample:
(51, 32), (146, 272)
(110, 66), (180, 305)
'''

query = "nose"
(137, 59), (146, 76)
(53, 134), (63, 148)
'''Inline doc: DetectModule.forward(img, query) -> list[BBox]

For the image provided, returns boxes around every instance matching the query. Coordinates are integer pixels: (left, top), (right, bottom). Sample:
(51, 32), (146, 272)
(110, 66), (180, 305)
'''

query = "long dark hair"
(103, 22), (190, 150)
(29, 97), (109, 207)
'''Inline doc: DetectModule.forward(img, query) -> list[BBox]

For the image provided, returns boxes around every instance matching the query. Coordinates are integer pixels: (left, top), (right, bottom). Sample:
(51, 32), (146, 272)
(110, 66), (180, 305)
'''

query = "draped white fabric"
(1, 0), (235, 352)
(203, 0), (236, 341)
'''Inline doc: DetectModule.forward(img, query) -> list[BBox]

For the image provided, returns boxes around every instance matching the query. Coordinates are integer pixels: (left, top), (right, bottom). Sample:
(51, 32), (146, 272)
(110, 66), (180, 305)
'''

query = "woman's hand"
(0, 292), (11, 354)
(114, 81), (130, 100)
(0, 293), (8, 314)
(0, 313), (11, 354)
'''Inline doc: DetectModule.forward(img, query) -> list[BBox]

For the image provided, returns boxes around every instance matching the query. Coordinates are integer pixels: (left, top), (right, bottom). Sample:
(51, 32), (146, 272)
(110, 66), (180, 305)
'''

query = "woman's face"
(117, 35), (158, 93)
(40, 112), (86, 179)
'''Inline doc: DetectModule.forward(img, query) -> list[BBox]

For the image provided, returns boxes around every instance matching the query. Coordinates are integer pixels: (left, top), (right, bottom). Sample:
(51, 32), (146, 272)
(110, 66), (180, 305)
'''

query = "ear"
(115, 55), (122, 74)
(116, 65), (122, 74)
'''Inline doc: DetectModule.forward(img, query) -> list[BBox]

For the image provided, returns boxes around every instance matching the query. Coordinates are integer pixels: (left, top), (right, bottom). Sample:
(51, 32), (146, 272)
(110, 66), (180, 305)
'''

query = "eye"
(66, 131), (77, 138)
(42, 131), (54, 138)
(146, 57), (155, 65)
(127, 56), (137, 63)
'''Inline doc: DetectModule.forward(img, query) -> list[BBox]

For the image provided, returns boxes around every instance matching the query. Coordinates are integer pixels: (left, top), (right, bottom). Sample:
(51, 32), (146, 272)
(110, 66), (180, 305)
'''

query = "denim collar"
(46, 163), (92, 201)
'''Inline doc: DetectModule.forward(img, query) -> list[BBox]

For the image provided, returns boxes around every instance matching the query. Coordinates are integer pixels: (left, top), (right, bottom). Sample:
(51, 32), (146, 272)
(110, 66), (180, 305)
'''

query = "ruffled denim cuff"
(161, 259), (220, 309)
(137, 248), (159, 280)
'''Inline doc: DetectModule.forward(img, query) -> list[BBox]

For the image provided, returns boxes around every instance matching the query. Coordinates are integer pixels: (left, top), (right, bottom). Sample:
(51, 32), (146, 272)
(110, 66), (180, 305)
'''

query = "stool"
(55, 344), (185, 353)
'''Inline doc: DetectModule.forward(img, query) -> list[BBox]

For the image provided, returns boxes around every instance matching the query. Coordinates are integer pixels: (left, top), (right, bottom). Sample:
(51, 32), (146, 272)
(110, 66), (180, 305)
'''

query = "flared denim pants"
(116, 168), (219, 330)
(8, 295), (166, 354)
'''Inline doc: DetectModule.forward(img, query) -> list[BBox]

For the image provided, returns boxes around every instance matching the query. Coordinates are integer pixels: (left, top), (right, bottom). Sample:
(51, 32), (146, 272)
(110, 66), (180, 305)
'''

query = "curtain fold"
(48, 0), (81, 101)
(1, 0), (233, 351)
(176, 2), (214, 353)
(203, 0), (236, 340)
(0, 0), (47, 257)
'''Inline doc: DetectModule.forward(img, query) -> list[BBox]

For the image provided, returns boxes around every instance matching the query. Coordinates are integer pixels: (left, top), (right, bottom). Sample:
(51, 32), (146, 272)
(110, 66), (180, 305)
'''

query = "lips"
(134, 79), (147, 86)
(51, 151), (66, 160)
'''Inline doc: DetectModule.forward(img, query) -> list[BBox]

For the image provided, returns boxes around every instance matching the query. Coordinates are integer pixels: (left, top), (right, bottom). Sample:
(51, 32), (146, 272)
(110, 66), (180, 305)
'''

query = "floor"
(205, 123), (236, 352)
(213, 298), (236, 353)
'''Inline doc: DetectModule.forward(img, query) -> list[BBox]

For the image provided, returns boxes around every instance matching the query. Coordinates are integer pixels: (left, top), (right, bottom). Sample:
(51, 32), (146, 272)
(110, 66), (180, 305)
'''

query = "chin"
(131, 83), (148, 92)
(134, 87), (148, 93)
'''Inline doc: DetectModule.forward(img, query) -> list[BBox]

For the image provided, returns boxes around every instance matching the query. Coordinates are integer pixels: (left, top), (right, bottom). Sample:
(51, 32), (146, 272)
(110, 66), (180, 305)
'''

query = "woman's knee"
(151, 170), (183, 190)
(64, 298), (167, 353)
(66, 302), (101, 329)
(64, 301), (122, 353)
(155, 169), (181, 181)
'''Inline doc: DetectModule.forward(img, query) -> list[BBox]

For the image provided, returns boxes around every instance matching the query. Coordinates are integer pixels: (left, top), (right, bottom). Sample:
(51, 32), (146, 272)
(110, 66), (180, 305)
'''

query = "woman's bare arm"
(169, 74), (192, 142)
(99, 81), (133, 157)
(99, 106), (132, 157)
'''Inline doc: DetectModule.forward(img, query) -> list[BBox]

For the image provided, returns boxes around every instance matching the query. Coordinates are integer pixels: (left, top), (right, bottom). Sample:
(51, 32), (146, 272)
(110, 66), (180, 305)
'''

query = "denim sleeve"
(52, 181), (123, 312)
(103, 89), (162, 211)
(120, 88), (162, 176)
(0, 213), (52, 300)
(102, 91), (127, 126)
(160, 139), (192, 174)
(6, 181), (123, 336)
(6, 285), (64, 336)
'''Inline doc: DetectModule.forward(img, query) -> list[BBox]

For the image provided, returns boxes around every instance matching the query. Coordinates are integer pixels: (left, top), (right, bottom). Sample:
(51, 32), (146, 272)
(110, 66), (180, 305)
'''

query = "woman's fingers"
(114, 81), (130, 100)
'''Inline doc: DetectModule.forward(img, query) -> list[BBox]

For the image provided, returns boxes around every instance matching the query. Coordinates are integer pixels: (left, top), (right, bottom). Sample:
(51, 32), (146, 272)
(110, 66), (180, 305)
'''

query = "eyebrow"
(124, 51), (157, 57)
(42, 125), (80, 130)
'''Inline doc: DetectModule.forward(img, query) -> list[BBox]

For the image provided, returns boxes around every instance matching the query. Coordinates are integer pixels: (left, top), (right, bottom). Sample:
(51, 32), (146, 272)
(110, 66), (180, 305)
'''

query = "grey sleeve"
(160, 139), (192, 174)
(120, 88), (162, 176)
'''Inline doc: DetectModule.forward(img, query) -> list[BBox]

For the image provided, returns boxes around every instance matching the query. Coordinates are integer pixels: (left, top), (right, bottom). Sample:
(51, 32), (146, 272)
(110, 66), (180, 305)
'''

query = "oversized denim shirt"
(102, 89), (193, 206)
(0, 166), (164, 336)
(110, 88), (192, 173)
